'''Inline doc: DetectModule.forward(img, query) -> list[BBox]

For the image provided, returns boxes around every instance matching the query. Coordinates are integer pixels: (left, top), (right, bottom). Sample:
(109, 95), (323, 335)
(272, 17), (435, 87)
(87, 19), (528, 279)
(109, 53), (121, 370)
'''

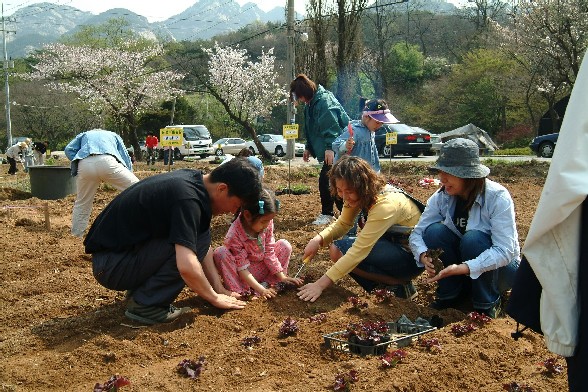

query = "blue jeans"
(422, 223), (518, 310)
(334, 236), (424, 292)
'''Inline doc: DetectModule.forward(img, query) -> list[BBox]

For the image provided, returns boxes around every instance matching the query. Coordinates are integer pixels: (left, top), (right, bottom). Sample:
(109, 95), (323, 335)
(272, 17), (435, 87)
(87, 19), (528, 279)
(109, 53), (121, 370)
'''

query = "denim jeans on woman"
(334, 235), (424, 292)
(422, 222), (518, 310)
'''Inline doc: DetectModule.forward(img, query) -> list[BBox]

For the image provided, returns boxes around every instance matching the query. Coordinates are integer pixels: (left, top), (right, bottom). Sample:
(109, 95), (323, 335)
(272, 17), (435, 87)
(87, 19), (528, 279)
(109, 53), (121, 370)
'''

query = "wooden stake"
(44, 202), (50, 230)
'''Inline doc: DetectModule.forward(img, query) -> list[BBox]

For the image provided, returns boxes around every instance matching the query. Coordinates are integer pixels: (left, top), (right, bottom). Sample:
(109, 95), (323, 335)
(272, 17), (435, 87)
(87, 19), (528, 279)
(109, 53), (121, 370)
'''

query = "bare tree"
(361, 0), (401, 98)
(305, 0), (333, 86)
(334, 0), (368, 110)
(462, 0), (510, 32)
(8, 79), (101, 148)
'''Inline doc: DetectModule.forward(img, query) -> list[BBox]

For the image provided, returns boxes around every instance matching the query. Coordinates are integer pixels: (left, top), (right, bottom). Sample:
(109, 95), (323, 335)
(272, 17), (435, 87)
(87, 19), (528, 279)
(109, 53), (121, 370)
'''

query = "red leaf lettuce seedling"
(177, 357), (206, 380)
(93, 375), (130, 392)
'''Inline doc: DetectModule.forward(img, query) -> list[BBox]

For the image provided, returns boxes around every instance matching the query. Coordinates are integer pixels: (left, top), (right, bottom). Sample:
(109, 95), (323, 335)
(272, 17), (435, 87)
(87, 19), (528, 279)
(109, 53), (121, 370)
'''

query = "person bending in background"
(65, 129), (139, 237)
(32, 140), (48, 165)
(5, 141), (28, 175)
(290, 74), (349, 226)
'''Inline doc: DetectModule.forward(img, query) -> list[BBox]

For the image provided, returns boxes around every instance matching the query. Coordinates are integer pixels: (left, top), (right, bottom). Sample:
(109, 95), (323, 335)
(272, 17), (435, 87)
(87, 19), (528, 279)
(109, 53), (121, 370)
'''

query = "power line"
(228, 0), (409, 45)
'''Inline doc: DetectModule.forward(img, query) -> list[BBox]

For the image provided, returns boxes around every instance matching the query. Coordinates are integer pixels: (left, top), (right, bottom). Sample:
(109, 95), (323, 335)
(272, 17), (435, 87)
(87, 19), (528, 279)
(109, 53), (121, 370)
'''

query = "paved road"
(264, 154), (551, 167)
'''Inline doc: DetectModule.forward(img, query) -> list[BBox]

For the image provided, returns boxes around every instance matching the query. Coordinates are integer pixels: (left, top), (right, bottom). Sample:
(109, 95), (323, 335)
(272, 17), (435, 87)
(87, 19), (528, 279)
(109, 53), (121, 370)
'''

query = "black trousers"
(566, 197), (588, 392)
(7, 157), (17, 174)
(91, 234), (210, 307)
(319, 162), (334, 216)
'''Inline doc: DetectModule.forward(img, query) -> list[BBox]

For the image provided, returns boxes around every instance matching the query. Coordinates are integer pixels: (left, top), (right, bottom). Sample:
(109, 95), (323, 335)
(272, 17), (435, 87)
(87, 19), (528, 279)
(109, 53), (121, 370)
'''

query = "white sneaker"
(312, 214), (335, 225)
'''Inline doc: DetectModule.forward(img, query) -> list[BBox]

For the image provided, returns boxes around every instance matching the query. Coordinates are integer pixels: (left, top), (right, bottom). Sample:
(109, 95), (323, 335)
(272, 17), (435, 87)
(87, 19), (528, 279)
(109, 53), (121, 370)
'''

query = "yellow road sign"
(160, 128), (183, 147)
(283, 124), (299, 139)
(386, 132), (398, 145)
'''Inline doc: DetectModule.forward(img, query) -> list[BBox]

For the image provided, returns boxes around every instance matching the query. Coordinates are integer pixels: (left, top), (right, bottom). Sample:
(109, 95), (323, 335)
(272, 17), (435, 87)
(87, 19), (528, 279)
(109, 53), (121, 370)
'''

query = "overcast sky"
(2, 0), (465, 22)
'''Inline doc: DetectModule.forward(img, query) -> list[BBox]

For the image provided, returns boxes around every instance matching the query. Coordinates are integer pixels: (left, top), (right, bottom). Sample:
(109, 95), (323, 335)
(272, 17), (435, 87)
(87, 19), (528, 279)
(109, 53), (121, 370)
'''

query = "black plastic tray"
(323, 322), (436, 356)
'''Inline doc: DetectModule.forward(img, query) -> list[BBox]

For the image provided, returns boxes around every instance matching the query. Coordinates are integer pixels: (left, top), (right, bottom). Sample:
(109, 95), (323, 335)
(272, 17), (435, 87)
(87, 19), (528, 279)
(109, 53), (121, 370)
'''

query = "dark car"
(375, 124), (432, 157)
(529, 132), (558, 158)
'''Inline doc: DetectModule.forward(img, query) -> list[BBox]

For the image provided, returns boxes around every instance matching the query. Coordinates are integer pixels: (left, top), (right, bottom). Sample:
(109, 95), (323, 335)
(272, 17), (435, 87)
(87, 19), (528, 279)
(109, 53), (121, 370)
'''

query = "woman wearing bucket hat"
(409, 138), (520, 317)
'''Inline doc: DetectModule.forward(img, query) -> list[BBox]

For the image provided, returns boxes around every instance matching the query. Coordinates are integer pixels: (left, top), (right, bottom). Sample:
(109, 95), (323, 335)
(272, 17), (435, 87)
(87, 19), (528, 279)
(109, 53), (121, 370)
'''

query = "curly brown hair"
(328, 155), (387, 210)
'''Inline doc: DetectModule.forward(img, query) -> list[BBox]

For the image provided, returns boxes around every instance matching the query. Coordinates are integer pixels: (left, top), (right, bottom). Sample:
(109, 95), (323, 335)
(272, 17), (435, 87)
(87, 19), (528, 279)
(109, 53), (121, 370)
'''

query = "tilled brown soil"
(0, 159), (567, 391)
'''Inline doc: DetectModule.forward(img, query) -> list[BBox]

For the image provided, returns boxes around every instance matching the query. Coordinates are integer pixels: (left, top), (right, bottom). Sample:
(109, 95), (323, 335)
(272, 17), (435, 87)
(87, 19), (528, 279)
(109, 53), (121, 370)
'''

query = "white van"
(164, 125), (213, 159)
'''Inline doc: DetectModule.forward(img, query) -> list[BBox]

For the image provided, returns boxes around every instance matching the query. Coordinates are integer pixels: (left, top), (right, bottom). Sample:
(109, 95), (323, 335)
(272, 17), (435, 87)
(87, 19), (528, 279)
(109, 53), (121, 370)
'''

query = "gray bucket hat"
(429, 138), (490, 178)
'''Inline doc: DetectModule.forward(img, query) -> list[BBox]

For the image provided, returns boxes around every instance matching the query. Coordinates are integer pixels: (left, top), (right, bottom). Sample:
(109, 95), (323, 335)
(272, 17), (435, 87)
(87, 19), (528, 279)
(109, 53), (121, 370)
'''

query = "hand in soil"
(425, 248), (444, 275)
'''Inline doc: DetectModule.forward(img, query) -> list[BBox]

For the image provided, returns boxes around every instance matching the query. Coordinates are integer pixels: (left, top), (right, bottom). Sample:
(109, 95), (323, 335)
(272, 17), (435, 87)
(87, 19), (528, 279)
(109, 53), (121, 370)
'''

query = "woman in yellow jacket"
(297, 155), (424, 302)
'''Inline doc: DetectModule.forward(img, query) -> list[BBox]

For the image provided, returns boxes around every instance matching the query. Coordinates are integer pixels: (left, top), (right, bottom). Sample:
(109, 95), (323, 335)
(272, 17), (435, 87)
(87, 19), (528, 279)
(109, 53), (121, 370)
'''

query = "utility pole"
(2, 4), (15, 147)
(285, 0), (295, 160)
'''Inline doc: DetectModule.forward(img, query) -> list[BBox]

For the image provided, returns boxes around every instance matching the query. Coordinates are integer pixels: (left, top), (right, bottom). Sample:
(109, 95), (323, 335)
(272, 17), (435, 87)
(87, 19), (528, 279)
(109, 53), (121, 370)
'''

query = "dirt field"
(0, 159), (568, 391)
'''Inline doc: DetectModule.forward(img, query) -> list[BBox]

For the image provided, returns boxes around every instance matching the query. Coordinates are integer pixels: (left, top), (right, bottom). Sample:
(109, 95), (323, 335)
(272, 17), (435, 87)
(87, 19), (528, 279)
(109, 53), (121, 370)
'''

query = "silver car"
(212, 137), (248, 156)
(429, 134), (444, 155)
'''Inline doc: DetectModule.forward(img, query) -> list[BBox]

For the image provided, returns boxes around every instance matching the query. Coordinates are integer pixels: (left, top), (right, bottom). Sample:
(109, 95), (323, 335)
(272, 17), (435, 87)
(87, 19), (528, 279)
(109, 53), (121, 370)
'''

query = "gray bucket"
(28, 166), (76, 200)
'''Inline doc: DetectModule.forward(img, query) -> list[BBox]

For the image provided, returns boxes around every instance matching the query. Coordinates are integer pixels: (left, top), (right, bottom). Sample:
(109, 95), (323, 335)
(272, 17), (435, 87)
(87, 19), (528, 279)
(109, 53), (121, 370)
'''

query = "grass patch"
(281, 165), (320, 181)
(493, 147), (533, 156)
(276, 184), (311, 195)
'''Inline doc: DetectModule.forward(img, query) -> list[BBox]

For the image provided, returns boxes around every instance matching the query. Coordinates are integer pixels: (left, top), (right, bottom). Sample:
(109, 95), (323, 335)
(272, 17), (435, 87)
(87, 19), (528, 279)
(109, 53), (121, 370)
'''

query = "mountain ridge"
(5, 0), (288, 58)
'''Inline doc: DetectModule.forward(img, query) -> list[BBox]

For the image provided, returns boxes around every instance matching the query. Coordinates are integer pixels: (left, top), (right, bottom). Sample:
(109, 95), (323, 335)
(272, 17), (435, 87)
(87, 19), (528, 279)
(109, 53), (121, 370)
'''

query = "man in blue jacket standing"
(290, 74), (349, 225)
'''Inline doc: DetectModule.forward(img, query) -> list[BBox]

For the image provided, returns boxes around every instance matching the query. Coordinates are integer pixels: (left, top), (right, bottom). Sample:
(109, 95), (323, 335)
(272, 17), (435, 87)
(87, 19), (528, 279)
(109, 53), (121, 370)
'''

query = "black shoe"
(430, 297), (459, 311)
(125, 298), (190, 325)
(387, 281), (418, 300)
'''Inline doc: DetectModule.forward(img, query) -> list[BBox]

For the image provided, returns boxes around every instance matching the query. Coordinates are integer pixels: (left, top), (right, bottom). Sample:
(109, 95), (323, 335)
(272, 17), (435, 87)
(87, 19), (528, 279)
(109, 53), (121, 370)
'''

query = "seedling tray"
(323, 322), (436, 356)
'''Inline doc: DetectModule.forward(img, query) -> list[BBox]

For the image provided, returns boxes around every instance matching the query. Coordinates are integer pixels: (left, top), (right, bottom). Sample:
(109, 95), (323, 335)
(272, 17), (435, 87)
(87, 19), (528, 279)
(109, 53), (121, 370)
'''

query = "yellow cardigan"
(319, 187), (421, 283)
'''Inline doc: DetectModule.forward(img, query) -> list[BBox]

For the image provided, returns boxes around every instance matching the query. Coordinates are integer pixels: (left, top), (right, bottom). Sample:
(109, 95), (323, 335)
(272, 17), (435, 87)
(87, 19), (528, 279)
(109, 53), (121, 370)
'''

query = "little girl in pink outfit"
(213, 189), (303, 298)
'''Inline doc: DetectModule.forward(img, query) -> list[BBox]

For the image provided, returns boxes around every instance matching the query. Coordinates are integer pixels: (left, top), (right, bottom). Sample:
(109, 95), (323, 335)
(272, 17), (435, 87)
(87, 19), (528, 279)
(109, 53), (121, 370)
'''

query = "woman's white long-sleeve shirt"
(409, 179), (520, 280)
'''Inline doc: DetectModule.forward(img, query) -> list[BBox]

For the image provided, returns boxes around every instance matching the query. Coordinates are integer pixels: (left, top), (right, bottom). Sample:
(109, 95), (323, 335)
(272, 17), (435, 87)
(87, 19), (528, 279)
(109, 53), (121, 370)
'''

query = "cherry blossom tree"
(201, 43), (286, 161)
(28, 41), (185, 156)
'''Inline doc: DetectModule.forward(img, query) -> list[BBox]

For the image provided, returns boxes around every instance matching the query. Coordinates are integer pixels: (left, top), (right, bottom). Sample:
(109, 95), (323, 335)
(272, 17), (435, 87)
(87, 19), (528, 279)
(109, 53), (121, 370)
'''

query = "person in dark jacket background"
(32, 140), (48, 165)
(290, 74), (350, 225)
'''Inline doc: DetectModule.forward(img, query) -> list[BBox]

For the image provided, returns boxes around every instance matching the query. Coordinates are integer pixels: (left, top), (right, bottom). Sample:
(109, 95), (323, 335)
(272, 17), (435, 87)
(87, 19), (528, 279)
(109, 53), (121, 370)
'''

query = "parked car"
(375, 124), (432, 157)
(412, 126), (441, 156)
(429, 134), (444, 155)
(246, 134), (305, 157)
(165, 124), (213, 159)
(529, 132), (558, 158)
(212, 137), (248, 156)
